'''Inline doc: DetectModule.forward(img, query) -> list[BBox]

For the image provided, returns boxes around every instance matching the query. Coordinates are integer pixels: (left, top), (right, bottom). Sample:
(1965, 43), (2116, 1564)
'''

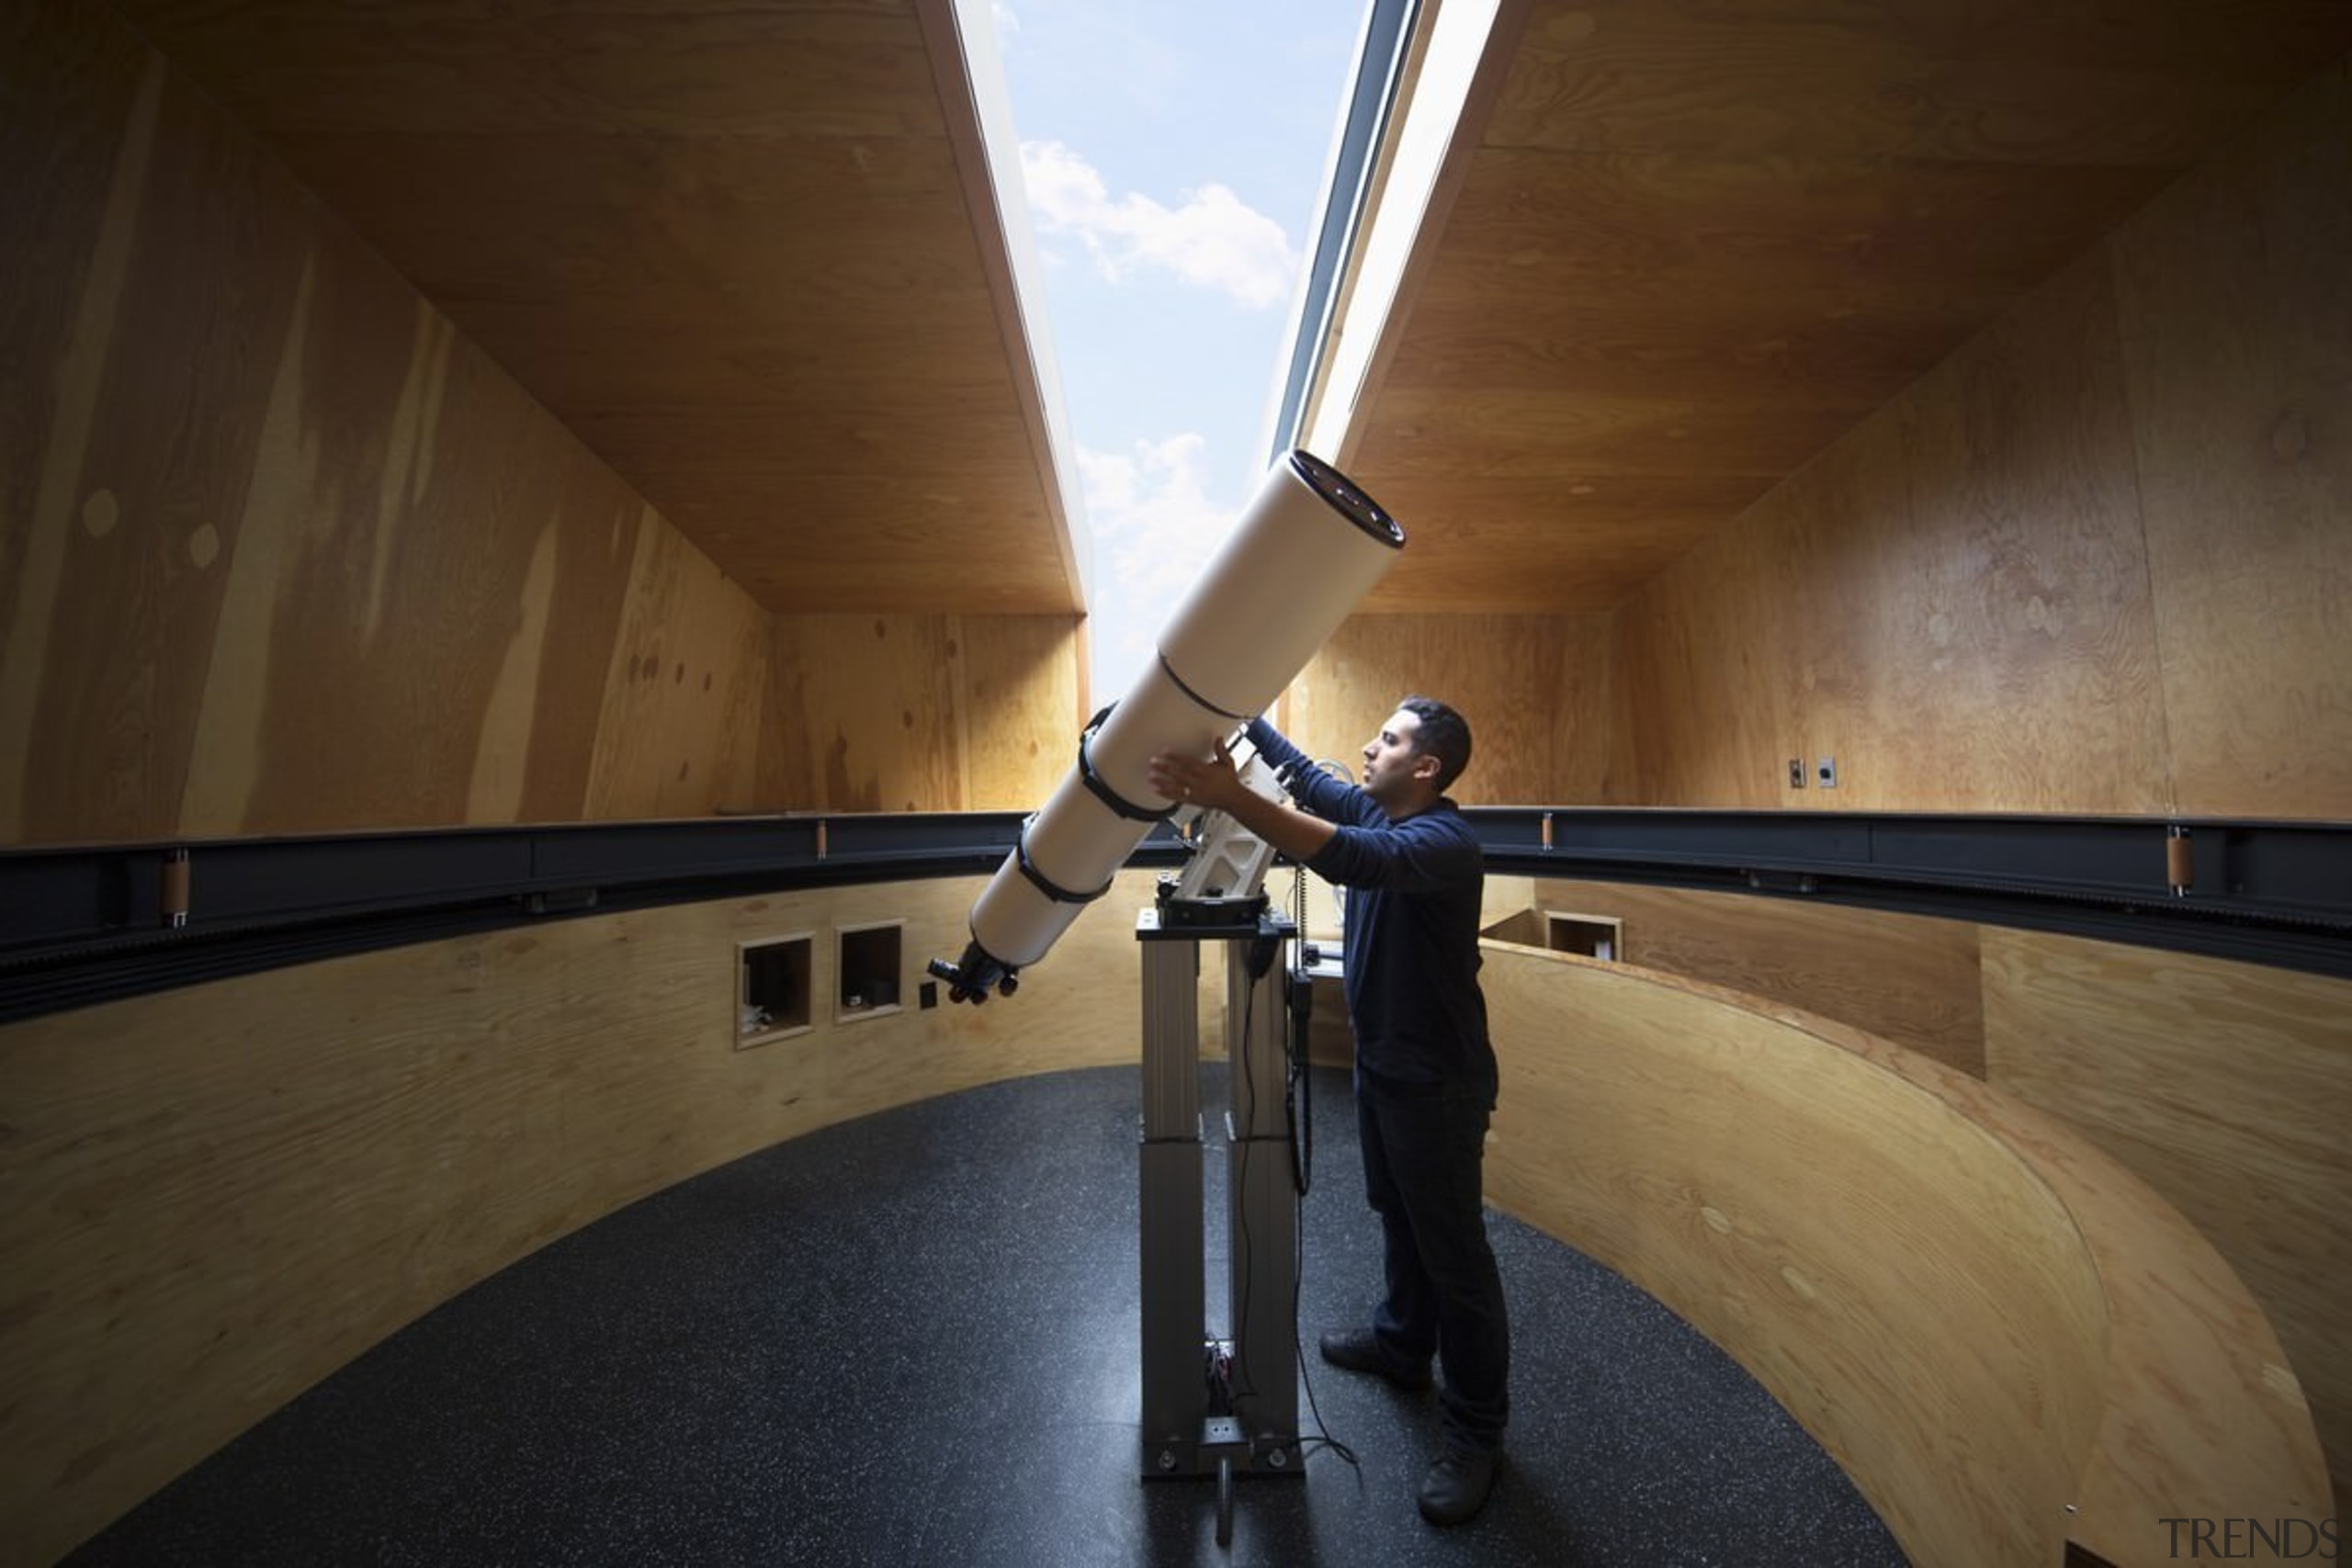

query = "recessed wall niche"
(737, 933), (814, 1048)
(1545, 912), (1623, 963)
(835, 920), (904, 1023)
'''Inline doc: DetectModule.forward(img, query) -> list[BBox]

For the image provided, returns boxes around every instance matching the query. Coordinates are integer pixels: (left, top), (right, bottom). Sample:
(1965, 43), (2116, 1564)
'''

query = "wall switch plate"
(1788, 758), (1807, 788)
(1817, 757), (1838, 789)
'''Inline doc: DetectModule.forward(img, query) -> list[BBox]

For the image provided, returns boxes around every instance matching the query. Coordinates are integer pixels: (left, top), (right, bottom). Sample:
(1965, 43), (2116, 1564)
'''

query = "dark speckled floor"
(68, 1066), (1907, 1567)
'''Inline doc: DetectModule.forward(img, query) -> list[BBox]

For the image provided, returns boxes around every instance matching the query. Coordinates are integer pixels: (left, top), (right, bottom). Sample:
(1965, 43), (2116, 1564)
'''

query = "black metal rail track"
(2, 811), (2346, 1025)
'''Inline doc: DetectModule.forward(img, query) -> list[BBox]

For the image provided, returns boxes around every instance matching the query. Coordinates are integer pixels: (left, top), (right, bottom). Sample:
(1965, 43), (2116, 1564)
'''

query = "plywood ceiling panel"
(109, 0), (1082, 615)
(107, 0), (2349, 624)
(1342, 0), (2352, 615)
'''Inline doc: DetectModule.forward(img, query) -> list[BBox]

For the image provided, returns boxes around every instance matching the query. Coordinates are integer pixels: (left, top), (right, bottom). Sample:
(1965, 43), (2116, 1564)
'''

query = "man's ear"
(1410, 750), (1442, 784)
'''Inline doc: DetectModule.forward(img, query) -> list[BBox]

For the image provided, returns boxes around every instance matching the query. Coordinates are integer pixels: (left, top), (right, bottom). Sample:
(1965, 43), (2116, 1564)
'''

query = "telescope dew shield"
(935, 451), (1404, 1001)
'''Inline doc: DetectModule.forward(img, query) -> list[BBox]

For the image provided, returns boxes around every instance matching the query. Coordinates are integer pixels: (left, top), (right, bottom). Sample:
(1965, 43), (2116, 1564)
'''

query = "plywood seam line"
(2100, 237), (2187, 819)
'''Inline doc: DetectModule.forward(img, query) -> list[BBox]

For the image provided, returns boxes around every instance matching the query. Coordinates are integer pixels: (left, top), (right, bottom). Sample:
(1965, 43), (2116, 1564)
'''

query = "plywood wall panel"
(1486, 941), (2332, 1564)
(764, 614), (1082, 813)
(0, 870), (1152, 1562)
(509, 463), (649, 823)
(1525, 878), (1985, 1076)
(104, 0), (1087, 618)
(1877, 251), (2171, 813)
(1483, 948), (2110, 1567)
(1611, 60), (2346, 819)
(1618, 249), (2172, 814)
(768, 616), (962, 814)
(583, 506), (768, 819)
(0, 3), (152, 728)
(1611, 486), (1801, 807)
(954, 615), (1088, 810)
(2, 0), (775, 843)
(223, 312), (588, 834)
(3, 44), (311, 840)
(1982, 926), (2352, 1514)
(1288, 615), (1613, 806)
(2112, 62), (2352, 819)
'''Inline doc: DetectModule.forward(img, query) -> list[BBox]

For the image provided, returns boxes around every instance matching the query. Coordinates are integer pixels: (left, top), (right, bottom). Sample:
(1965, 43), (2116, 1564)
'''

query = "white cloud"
(990, 2), (1018, 39)
(1078, 434), (1247, 692)
(1020, 140), (1296, 310)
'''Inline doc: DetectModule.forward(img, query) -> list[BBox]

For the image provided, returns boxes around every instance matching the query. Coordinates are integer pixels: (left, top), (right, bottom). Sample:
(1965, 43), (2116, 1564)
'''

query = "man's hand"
(1148, 739), (1337, 864)
(1147, 739), (1248, 814)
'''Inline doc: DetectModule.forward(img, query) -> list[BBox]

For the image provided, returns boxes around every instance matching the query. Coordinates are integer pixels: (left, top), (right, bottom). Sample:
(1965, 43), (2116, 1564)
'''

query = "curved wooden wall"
(0, 870), (1154, 1565)
(1479, 941), (2331, 1567)
(1505, 874), (2352, 1521)
(1505, 876), (1989, 1073)
(1983, 929), (2352, 1540)
(4, 863), (2335, 1563)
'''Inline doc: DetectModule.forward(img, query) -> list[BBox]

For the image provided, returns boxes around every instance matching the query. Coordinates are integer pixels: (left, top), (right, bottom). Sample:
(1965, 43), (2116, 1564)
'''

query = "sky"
(989, 0), (1373, 702)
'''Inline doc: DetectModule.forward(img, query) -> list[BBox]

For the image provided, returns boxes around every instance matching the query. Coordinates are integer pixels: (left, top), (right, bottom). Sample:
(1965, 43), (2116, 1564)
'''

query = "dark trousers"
(1357, 1068), (1510, 1450)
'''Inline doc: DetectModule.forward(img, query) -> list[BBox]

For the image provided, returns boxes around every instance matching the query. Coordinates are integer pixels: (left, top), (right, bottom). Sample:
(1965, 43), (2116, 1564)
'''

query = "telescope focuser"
(927, 940), (1020, 1005)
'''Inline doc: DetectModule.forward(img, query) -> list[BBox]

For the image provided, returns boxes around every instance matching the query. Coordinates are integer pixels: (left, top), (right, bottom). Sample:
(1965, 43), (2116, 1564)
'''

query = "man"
(1147, 696), (1509, 1527)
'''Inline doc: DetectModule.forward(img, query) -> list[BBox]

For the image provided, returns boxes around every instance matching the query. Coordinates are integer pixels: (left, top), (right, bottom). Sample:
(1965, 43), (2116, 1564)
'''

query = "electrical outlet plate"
(1788, 758), (1806, 788)
(1817, 757), (1838, 789)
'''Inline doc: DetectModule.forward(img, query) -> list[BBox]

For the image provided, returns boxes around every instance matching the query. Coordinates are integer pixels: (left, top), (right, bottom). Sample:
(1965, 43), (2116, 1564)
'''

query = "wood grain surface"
(1287, 614), (1616, 807)
(1606, 60), (2348, 818)
(1340, 0), (2352, 618)
(2110, 62), (2352, 820)
(0, 869), (1161, 1564)
(1483, 940), (2332, 1566)
(1524, 877), (1986, 1075)
(0, 1), (1087, 843)
(1483, 944), (2108, 1565)
(0, 2), (763, 841)
(1984, 925), (2352, 1525)
(104, 0), (1086, 617)
(763, 613), (1083, 812)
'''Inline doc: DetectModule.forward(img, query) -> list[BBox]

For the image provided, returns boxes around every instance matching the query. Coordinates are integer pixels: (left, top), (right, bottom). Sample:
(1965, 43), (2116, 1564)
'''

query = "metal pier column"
(1136, 905), (1301, 1543)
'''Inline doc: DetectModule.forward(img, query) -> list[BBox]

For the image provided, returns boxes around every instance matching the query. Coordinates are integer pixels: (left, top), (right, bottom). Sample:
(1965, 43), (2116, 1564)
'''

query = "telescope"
(929, 450), (1404, 1002)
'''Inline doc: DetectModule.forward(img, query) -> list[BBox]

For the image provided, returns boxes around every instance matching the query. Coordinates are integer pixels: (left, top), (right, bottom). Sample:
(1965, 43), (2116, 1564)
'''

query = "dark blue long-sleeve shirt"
(1247, 718), (1494, 1089)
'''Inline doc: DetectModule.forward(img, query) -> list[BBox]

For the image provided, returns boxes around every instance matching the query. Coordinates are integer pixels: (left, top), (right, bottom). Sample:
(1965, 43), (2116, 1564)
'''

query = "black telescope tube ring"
(1157, 650), (1253, 724)
(1287, 449), (1406, 548)
(1078, 705), (1178, 824)
(1014, 824), (1115, 907)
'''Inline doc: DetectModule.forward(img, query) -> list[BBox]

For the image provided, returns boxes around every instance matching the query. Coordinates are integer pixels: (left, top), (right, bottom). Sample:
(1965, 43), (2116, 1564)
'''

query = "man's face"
(1362, 707), (1434, 807)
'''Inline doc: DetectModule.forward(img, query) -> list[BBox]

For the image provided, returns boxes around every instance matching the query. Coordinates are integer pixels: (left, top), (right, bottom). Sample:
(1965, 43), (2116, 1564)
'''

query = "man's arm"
(1147, 739), (1338, 865)
(1245, 716), (1379, 827)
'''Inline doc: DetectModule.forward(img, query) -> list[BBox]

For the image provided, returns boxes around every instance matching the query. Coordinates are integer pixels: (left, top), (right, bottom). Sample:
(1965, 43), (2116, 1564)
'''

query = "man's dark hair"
(1399, 695), (1473, 793)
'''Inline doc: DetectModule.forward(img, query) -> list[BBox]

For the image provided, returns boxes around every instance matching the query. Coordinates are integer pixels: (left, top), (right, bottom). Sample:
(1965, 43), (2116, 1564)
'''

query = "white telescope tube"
(932, 450), (1404, 1002)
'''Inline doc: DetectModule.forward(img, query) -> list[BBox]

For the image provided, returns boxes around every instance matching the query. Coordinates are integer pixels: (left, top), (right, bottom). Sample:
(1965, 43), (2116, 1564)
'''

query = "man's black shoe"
(1418, 1444), (1498, 1526)
(1317, 1328), (1432, 1391)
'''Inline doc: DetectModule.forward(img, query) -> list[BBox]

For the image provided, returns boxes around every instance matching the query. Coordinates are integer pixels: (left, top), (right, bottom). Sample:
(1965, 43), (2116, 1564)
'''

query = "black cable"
(1277, 942), (1356, 1477)
(1293, 869), (1326, 1199)
(1229, 960), (1261, 1407)
(1290, 1202), (1360, 1477)
(1233, 900), (1356, 1474)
